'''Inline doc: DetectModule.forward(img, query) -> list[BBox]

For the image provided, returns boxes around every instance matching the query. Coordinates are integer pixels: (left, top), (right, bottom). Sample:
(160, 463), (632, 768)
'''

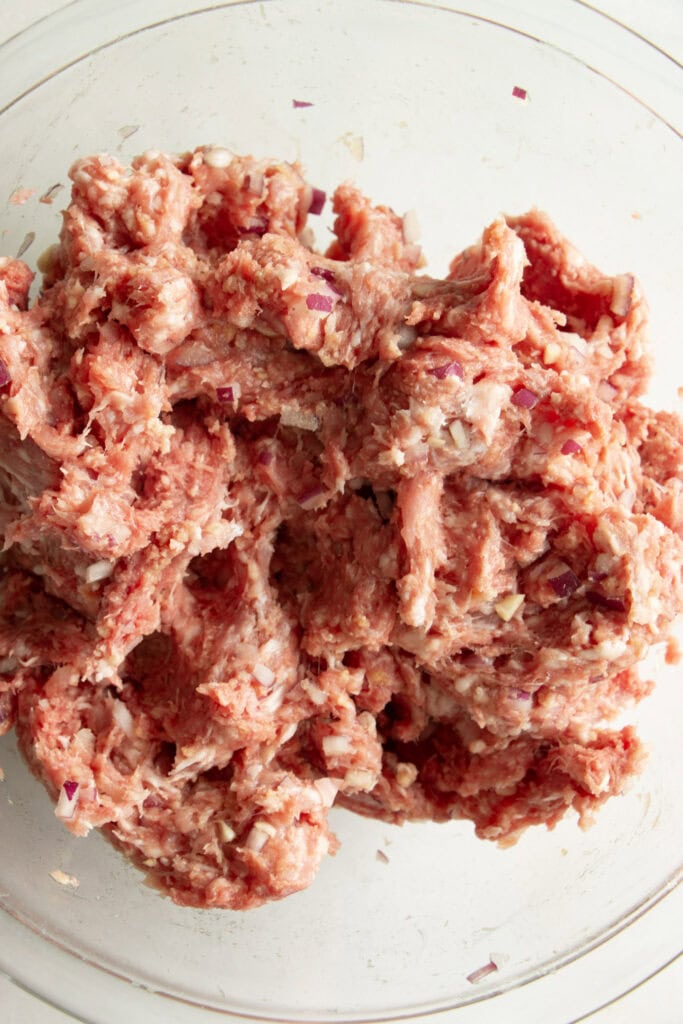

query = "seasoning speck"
(49, 869), (80, 888)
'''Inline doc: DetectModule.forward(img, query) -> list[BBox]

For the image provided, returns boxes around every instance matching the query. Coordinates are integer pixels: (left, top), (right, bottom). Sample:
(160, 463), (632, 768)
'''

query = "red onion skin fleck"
(242, 219), (268, 237)
(586, 591), (627, 613)
(466, 960), (499, 984)
(63, 780), (79, 800)
(311, 266), (335, 284)
(0, 359), (11, 389)
(561, 439), (583, 455)
(292, 99), (314, 109)
(216, 386), (234, 403)
(306, 293), (334, 313)
(548, 570), (581, 599)
(309, 188), (326, 215)
(429, 360), (464, 381)
(511, 386), (539, 409)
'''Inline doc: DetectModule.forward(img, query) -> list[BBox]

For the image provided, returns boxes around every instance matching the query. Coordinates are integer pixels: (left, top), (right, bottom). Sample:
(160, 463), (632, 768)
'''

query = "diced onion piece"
(280, 406), (319, 431)
(310, 265), (336, 286)
(542, 342), (561, 365)
(217, 382), (241, 404)
(243, 218), (268, 237)
(561, 439), (583, 455)
(306, 292), (334, 313)
(513, 689), (532, 701)
(292, 98), (314, 108)
(112, 700), (135, 737)
(429, 360), (463, 381)
(84, 559), (114, 584)
(0, 359), (11, 388)
(597, 379), (618, 403)
(49, 869), (79, 888)
(402, 209), (421, 244)
(396, 762), (418, 788)
(512, 85), (527, 100)
(204, 147), (232, 169)
(548, 569), (580, 598)
(343, 768), (376, 791)
(467, 960), (498, 984)
(253, 662), (275, 688)
(313, 777), (339, 807)
(309, 187), (326, 215)
(55, 781), (79, 820)
(448, 419), (469, 450)
(298, 484), (326, 509)
(609, 274), (634, 317)
(217, 821), (236, 843)
(245, 819), (277, 853)
(511, 386), (539, 409)
(495, 593), (525, 622)
(257, 448), (273, 466)
(244, 171), (264, 196)
(322, 734), (351, 757)
(586, 590), (627, 613)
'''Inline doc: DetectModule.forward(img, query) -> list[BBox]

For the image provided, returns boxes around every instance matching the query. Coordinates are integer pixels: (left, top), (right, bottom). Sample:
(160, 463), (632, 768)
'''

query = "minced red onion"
(0, 359), (11, 389)
(244, 171), (265, 196)
(466, 960), (499, 984)
(597, 379), (618, 403)
(512, 85), (527, 100)
(306, 293), (334, 313)
(561, 439), (583, 455)
(292, 99), (314, 108)
(257, 449), (273, 467)
(402, 209), (421, 244)
(514, 689), (532, 701)
(55, 780), (79, 819)
(548, 569), (581, 598)
(511, 386), (539, 409)
(309, 188), (326, 215)
(586, 591), (627, 613)
(429, 360), (463, 381)
(243, 218), (268, 237)
(217, 383), (240, 404)
(610, 274), (634, 318)
(253, 662), (275, 688)
(588, 569), (608, 583)
(298, 483), (325, 509)
(313, 777), (338, 807)
(310, 265), (338, 289)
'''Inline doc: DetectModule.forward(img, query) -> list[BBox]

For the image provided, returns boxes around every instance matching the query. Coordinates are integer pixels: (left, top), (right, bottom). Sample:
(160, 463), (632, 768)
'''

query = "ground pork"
(0, 148), (680, 909)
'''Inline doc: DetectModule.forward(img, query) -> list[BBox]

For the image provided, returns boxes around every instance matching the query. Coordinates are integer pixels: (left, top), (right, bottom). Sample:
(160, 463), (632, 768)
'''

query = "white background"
(0, 1), (681, 1022)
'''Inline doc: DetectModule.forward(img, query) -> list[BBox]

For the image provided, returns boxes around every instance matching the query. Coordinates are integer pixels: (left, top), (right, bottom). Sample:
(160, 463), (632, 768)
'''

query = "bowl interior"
(0, 2), (681, 1022)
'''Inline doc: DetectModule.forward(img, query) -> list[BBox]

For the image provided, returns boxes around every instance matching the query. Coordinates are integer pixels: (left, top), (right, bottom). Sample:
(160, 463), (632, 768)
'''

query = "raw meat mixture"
(0, 147), (680, 909)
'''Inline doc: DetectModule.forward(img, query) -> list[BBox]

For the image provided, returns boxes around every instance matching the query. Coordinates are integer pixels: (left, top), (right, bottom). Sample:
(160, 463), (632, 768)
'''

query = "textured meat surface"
(0, 147), (681, 910)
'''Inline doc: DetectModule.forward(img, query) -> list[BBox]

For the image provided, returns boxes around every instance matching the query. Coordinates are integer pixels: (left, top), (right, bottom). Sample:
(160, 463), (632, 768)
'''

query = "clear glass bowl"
(0, 2), (681, 1022)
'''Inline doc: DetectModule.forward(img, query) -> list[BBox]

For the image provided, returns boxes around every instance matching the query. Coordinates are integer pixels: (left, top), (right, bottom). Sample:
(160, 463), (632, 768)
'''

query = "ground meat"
(0, 148), (680, 910)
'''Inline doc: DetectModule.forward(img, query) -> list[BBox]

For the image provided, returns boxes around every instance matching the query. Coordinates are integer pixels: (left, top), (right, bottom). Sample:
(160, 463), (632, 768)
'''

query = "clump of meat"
(0, 149), (680, 909)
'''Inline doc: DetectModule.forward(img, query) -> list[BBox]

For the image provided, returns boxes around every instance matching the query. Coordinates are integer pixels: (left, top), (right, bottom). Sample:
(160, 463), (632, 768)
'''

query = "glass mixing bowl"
(0, 2), (681, 1022)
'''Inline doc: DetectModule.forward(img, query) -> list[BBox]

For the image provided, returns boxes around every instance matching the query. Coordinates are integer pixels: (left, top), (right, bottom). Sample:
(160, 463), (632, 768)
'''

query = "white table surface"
(1, 1), (681, 1021)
